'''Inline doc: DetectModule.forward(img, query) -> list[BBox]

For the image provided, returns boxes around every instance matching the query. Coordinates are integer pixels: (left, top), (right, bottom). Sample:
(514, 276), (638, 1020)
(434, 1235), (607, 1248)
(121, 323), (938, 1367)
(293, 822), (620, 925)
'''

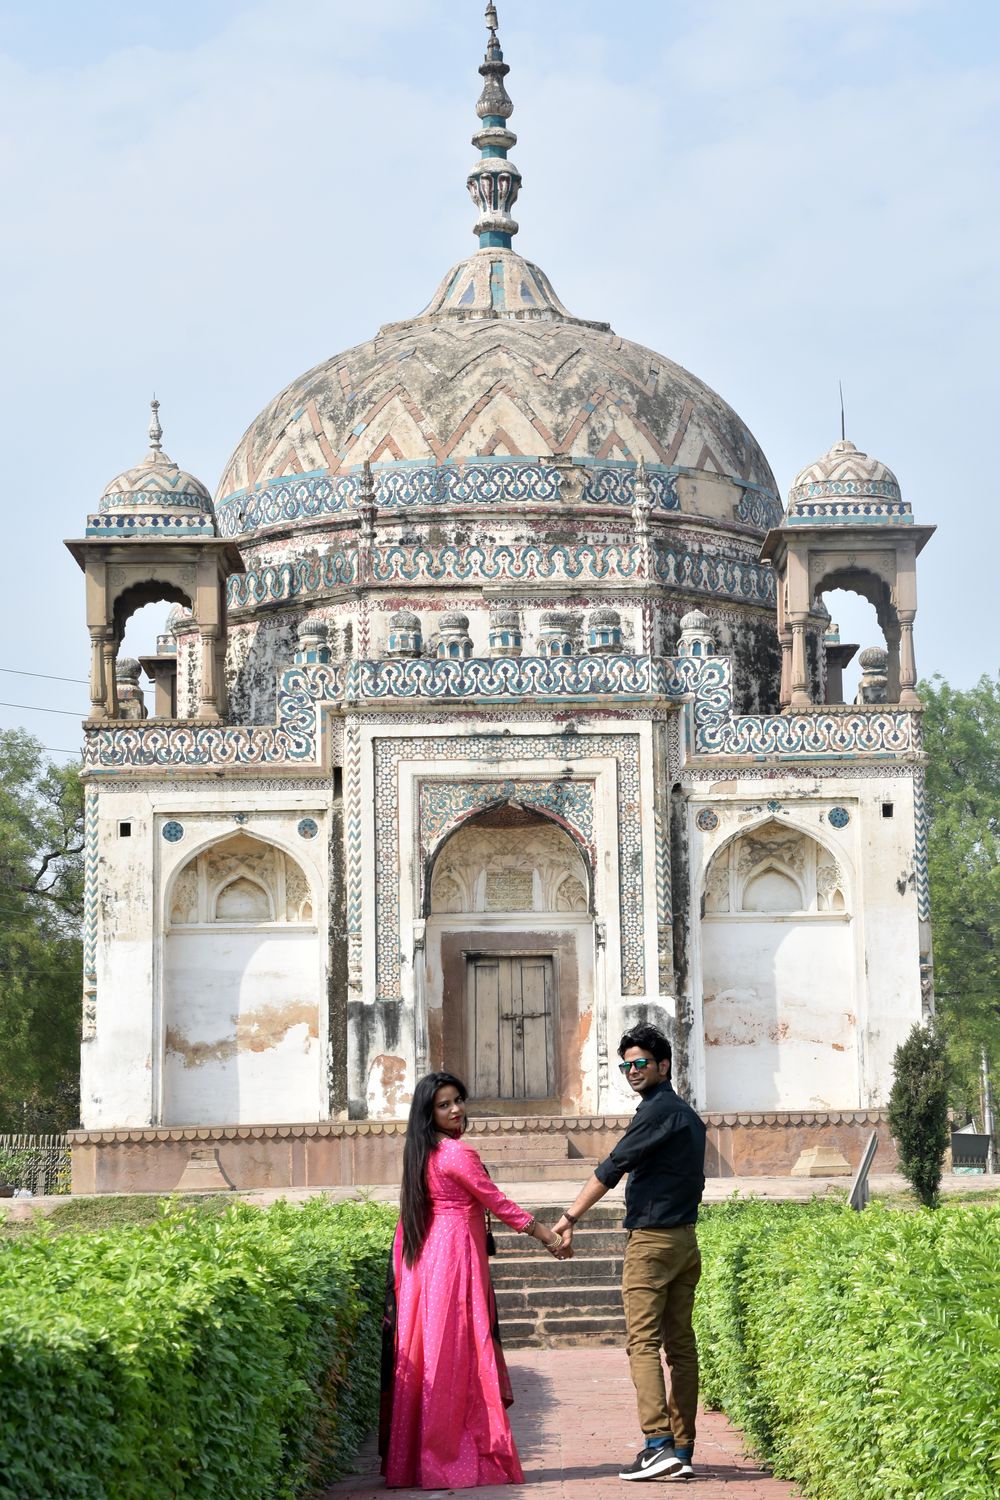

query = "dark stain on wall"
(328, 782), (348, 1116)
(669, 782), (694, 1099)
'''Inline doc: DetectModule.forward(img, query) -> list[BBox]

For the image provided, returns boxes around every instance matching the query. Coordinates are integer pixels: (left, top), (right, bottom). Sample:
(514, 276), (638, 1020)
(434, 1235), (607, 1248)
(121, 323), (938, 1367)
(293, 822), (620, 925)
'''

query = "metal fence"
(0, 1133), (72, 1196)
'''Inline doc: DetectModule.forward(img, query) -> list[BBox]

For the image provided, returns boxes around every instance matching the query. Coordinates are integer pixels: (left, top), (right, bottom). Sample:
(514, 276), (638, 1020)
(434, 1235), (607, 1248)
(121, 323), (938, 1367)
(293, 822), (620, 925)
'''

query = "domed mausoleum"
(67, 6), (934, 1193)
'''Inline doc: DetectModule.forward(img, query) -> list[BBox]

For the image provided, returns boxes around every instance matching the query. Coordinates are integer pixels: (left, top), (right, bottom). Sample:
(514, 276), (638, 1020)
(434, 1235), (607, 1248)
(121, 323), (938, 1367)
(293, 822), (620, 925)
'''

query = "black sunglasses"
(618, 1058), (655, 1073)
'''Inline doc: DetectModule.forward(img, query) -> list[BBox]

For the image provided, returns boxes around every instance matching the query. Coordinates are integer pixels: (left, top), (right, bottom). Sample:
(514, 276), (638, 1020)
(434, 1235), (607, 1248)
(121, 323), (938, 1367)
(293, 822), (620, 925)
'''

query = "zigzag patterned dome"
(215, 12), (778, 543)
(216, 243), (778, 536)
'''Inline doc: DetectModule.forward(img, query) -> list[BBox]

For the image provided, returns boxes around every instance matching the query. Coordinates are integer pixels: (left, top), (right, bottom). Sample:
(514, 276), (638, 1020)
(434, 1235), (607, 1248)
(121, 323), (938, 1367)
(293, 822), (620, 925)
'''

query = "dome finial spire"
(148, 395), (163, 454)
(467, 4), (521, 248)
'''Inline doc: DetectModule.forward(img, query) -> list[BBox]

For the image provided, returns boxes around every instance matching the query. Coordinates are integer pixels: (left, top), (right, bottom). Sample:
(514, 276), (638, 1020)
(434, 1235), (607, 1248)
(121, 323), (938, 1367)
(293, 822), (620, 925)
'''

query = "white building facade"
(67, 10), (932, 1189)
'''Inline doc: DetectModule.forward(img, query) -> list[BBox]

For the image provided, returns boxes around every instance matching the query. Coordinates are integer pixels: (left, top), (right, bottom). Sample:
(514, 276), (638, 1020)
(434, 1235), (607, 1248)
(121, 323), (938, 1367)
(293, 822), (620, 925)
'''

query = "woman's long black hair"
(400, 1071), (468, 1266)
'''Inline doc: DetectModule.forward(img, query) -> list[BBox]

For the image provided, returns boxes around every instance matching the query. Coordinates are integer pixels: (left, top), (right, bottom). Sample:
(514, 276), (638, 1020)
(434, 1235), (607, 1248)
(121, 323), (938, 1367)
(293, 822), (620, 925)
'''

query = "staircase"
(491, 1203), (626, 1348)
(475, 1132), (599, 1182)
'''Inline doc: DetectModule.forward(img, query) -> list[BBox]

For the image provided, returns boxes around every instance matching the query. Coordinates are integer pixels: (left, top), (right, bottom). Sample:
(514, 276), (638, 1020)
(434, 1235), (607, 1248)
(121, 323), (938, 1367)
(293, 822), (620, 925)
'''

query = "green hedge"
(695, 1199), (1000, 1500)
(0, 1197), (396, 1500)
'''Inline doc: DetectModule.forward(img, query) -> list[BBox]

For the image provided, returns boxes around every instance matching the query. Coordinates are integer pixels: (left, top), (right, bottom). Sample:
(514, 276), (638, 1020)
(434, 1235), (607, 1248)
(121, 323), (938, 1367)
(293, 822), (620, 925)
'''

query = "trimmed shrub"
(695, 1199), (1000, 1500)
(888, 1022), (951, 1207)
(0, 1197), (396, 1500)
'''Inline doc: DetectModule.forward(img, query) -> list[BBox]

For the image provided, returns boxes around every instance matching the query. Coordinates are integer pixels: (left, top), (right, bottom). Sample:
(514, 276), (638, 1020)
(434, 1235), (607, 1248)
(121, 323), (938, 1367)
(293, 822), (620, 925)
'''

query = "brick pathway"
(321, 1347), (802, 1499)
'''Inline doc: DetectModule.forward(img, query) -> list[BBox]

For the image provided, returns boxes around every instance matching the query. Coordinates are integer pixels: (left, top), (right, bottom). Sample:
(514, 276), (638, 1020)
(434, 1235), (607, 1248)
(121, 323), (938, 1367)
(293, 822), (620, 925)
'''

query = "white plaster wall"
(701, 916), (857, 1109)
(688, 777), (924, 1113)
(162, 928), (322, 1125)
(81, 787), (331, 1130)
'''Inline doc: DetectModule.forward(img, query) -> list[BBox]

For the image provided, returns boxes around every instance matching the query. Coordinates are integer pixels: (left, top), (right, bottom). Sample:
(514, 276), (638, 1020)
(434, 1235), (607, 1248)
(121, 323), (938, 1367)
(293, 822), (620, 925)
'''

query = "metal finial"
(148, 396), (163, 453)
(468, 3), (521, 247)
(839, 380), (846, 443)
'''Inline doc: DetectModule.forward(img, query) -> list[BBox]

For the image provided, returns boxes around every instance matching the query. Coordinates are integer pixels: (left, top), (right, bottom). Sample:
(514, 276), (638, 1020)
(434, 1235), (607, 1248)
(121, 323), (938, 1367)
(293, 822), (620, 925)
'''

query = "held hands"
(543, 1221), (574, 1260)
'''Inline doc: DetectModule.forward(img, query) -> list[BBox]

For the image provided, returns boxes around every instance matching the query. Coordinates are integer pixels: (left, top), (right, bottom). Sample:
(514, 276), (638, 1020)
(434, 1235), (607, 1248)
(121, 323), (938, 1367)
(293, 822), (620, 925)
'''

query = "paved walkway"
(320, 1347), (802, 1500)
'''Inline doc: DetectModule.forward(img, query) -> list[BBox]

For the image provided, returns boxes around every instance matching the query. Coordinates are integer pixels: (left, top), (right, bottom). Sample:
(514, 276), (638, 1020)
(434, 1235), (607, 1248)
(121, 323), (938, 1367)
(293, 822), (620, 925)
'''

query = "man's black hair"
(618, 1022), (672, 1068)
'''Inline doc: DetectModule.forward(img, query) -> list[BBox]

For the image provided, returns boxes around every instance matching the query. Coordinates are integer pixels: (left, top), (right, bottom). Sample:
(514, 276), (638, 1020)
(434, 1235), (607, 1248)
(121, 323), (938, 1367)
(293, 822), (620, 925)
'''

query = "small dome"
(539, 610), (574, 630)
(589, 607), (621, 626)
(167, 603), (194, 632)
(490, 608), (520, 628)
(680, 608), (711, 631)
(440, 611), (470, 632)
(101, 401), (215, 528)
(115, 657), (142, 683)
(858, 645), (888, 670)
(789, 439), (900, 502)
(389, 609), (421, 629)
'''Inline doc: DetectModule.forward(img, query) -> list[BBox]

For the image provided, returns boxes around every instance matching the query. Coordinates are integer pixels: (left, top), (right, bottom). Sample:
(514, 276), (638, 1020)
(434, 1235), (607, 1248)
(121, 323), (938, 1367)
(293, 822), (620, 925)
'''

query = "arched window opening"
(428, 804), (592, 916)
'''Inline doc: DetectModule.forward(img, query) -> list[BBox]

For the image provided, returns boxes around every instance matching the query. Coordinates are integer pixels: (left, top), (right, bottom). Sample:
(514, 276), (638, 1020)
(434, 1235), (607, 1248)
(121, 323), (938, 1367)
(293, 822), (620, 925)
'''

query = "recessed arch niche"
(700, 819), (857, 1111)
(423, 804), (596, 1113)
(162, 832), (321, 1126)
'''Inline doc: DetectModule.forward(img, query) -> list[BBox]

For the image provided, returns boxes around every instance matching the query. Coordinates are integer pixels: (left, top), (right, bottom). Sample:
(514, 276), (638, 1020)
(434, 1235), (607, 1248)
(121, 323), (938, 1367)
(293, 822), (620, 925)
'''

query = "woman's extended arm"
(444, 1142), (563, 1252)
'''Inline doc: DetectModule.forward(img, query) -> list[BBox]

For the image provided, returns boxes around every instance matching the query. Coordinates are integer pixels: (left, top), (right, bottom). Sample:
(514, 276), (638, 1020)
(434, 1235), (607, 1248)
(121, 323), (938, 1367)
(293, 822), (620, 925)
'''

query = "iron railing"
(0, 1133), (71, 1196)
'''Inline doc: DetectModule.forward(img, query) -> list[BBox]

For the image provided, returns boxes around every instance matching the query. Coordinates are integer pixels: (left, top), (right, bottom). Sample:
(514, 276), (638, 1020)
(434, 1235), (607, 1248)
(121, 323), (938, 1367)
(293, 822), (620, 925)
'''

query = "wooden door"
(468, 955), (555, 1100)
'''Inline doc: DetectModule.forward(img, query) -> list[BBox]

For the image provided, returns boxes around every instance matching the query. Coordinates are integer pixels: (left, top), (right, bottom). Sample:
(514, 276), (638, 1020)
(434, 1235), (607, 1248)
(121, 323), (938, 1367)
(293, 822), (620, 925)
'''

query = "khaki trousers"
(621, 1226), (701, 1449)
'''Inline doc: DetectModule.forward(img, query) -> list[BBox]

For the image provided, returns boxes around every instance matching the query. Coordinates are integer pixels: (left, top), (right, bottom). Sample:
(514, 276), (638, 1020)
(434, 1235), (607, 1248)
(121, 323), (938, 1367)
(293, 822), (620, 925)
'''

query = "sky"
(1, 0), (997, 758)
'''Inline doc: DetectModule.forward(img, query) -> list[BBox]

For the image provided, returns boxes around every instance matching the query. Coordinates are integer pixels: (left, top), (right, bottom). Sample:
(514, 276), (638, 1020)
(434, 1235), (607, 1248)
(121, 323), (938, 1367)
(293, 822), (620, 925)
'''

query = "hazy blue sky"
(1, 0), (997, 755)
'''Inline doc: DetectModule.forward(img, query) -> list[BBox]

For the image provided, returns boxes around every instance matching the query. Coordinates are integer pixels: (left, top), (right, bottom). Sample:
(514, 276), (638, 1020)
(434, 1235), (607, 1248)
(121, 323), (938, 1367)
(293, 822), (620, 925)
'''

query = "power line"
(0, 667), (89, 686)
(0, 667), (154, 696)
(0, 701), (86, 717)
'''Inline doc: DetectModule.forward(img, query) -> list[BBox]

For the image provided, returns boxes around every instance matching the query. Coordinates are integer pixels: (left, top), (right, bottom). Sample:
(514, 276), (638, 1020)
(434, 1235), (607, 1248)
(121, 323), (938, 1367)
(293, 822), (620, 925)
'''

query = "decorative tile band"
(789, 477), (902, 504)
(226, 538), (775, 608)
(913, 771), (930, 922)
(85, 512), (217, 537)
(215, 461), (782, 539)
(82, 654), (919, 769)
(83, 787), (98, 987)
(419, 777), (595, 854)
(786, 501), (913, 526)
(228, 552), (357, 607)
(373, 734), (644, 999)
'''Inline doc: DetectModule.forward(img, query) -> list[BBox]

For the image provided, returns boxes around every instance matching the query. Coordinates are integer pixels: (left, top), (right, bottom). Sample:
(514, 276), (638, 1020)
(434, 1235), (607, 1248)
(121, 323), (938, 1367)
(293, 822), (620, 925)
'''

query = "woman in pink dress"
(380, 1071), (564, 1489)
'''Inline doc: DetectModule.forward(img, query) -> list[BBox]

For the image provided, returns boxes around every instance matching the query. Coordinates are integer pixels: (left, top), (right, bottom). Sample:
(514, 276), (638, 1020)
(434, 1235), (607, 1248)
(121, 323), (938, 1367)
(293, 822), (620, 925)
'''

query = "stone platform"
(68, 1109), (897, 1194)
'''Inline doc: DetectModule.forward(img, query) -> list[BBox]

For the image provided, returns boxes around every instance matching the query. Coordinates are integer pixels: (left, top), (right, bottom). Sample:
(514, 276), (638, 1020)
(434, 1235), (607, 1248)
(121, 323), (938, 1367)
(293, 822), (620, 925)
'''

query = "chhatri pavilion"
(66, 5), (934, 1192)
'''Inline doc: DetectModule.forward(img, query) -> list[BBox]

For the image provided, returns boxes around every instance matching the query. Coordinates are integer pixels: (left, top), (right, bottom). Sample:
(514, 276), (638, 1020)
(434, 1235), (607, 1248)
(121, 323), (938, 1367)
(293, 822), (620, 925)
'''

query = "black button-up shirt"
(594, 1080), (706, 1229)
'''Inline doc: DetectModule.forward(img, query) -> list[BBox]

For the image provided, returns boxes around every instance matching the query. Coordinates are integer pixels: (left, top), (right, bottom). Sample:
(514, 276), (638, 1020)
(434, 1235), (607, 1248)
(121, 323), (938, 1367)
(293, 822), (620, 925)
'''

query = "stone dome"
(214, 246), (779, 538)
(789, 439), (901, 503)
(102, 400), (214, 525)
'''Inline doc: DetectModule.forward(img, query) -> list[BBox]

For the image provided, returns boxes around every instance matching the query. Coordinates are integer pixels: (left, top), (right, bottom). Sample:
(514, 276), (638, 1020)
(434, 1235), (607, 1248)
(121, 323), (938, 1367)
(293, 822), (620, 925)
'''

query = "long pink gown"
(381, 1135), (534, 1489)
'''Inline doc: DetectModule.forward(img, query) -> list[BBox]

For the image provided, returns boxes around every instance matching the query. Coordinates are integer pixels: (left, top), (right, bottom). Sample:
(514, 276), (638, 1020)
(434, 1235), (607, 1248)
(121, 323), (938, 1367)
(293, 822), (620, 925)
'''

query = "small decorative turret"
(438, 612), (473, 660)
(677, 609), (716, 659)
(387, 610), (423, 658)
(467, 4), (521, 248)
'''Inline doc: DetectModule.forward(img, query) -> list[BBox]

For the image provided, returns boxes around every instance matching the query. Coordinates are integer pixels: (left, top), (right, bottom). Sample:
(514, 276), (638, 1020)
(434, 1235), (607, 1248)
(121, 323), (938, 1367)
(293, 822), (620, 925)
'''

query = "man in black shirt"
(552, 1023), (706, 1482)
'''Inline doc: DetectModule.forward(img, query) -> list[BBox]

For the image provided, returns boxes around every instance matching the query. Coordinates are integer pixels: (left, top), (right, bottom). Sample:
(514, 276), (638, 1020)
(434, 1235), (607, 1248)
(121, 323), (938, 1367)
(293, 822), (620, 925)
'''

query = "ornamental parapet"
(214, 459), (782, 540)
(80, 654), (921, 770)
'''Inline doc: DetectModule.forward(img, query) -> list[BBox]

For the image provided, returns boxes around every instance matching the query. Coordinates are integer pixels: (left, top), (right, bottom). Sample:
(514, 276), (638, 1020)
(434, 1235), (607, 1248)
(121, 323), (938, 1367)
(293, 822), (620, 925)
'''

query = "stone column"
(101, 636), (120, 718)
(88, 627), (110, 718)
(898, 609), (919, 705)
(197, 625), (221, 720)
(789, 614), (811, 707)
(884, 620), (901, 703)
(778, 629), (792, 707)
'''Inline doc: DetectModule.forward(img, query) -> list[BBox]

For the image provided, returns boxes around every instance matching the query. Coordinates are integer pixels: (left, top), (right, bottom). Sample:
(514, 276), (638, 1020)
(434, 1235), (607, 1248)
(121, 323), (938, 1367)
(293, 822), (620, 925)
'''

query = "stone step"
(489, 1253), (624, 1286)
(500, 1311), (627, 1349)
(481, 1158), (601, 1182)
(494, 1281), (622, 1314)
(494, 1225), (627, 1253)
(475, 1136), (572, 1162)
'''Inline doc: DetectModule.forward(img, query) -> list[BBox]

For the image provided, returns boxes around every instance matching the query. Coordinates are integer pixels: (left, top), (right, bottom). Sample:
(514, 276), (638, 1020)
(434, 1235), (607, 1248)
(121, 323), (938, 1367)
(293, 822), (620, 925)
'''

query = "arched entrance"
(424, 805), (595, 1112)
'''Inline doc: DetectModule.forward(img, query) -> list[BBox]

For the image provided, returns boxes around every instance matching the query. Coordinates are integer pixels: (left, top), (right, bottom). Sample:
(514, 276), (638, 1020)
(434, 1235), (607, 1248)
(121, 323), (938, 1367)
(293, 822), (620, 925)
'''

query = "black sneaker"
(665, 1459), (694, 1480)
(618, 1443), (681, 1480)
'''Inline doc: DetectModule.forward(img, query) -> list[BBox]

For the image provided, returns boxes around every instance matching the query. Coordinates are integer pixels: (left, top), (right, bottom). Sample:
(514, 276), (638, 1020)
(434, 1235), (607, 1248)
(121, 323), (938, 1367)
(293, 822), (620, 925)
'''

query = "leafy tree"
(0, 730), (83, 1133)
(920, 673), (1000, 1118)
(887, 1023), (950, 1207)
